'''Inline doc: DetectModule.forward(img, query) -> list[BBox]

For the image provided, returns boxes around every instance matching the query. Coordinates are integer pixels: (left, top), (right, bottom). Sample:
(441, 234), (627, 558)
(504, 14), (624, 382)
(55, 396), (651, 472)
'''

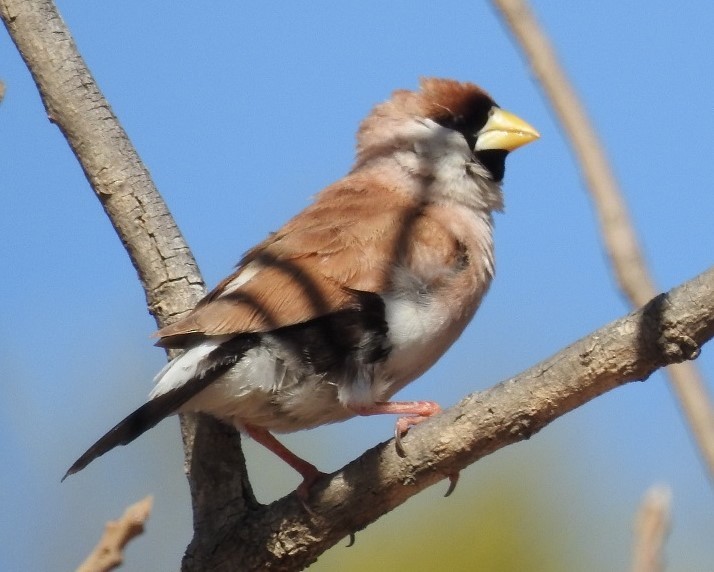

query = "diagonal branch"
(632, 486), (671, 572)
(184, 266), (714, 570)
(0, 0), (202, 319)
(77, 496), (154, 572)
(0, 0), (250, 553)
(491, 0), (714, 484)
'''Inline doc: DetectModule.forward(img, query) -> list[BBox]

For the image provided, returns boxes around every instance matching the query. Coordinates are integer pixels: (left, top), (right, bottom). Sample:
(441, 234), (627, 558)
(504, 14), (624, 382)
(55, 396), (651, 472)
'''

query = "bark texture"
(0, 0), (250, 557)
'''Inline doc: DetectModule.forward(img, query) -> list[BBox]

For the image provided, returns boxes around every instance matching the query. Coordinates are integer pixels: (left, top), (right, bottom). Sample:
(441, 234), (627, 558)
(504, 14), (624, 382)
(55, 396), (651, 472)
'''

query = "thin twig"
(632, 486), (671, 572)
(491, 0), (714, 484)
(76, 496), (154, 572)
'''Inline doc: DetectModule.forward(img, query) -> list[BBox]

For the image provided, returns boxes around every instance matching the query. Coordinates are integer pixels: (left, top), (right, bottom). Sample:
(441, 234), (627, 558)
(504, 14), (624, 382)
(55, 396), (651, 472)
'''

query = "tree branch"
(491, 0), (714, 485)
(76, 496), (154, 572)
(632, 486), (671, 572)
(0, 0), (202, 320)
(185, 266), (714, 570)
(0, 0), (249, 555)
(4, 1), (714, 570)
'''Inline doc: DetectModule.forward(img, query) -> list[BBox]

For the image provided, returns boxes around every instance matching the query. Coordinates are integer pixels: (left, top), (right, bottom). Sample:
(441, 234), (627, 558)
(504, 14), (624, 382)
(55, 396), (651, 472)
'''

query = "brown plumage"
(156, 181), (467, 346)
(65, 78), (539, 498)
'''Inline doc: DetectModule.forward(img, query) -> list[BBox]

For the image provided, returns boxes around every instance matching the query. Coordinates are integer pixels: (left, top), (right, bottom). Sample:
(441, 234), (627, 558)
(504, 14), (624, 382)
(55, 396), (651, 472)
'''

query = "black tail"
(62, 334), (258, 481)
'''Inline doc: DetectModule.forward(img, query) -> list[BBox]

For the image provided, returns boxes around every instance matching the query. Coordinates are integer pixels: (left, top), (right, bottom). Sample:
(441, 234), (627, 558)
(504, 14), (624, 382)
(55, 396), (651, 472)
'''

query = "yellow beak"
(475, 107), (540, 152)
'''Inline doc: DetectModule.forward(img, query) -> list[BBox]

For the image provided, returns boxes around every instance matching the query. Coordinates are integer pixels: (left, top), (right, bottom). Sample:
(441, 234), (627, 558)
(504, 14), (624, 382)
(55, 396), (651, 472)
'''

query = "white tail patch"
(149, 336), (230, 399)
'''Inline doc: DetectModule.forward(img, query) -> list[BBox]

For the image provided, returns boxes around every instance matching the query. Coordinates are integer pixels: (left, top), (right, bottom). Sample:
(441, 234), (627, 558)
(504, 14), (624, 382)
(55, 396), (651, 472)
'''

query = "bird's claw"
(295, 470), (328, 515)
(444, 472), (460, 497)
(394, 425), (407, 457)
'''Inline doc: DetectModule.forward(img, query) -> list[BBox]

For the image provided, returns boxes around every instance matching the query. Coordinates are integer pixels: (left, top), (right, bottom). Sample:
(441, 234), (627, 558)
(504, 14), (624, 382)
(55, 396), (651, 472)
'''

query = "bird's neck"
(354, 154), (504, 215)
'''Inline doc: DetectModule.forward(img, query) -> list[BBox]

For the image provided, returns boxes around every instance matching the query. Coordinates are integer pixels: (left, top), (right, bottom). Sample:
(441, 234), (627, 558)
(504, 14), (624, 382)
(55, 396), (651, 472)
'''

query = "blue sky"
(1, 2), (712, 570)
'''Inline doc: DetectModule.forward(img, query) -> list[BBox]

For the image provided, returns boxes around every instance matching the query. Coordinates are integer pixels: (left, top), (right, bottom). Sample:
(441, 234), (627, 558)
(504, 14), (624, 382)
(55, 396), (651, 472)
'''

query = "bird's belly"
(374, 290), (477, 399)
(181, 287), (478, 432)
(181, 343), (354, 433)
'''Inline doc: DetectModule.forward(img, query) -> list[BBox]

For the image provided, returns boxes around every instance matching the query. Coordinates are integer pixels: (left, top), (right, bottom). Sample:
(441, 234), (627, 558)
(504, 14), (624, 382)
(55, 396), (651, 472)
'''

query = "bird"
(64, 78), (539, 498)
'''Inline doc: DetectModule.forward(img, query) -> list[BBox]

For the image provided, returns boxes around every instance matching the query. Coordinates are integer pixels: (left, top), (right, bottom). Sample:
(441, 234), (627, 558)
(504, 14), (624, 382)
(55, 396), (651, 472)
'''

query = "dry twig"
(76, 496), (154, 572)
(632, 486), (671, 572)
(491, 0), (714, 484)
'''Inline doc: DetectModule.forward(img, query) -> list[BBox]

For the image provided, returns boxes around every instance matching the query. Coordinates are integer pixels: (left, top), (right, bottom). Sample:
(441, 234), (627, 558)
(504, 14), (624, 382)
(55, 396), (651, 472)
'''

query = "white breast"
(374, 288), (472, 401)
(375, 206), (496, 399)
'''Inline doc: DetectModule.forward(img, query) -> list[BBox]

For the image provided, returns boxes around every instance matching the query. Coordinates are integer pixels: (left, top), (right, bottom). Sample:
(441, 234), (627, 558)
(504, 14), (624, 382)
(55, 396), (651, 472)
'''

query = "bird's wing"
(65, 182), (470, 478)
(155, 179), (455, 347)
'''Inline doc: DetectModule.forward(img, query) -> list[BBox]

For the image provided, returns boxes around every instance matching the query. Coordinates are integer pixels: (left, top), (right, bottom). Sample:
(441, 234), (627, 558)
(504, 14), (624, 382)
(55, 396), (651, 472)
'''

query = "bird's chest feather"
(182, 205), (494, 431)
(378, 208), (495, 389)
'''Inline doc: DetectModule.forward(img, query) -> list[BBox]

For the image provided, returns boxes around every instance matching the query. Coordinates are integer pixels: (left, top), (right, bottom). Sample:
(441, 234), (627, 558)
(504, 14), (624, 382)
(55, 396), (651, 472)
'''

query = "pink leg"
(348, 400), (442, 455)
(244, 424), (326, 500)
(349, 400), (459, 496)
